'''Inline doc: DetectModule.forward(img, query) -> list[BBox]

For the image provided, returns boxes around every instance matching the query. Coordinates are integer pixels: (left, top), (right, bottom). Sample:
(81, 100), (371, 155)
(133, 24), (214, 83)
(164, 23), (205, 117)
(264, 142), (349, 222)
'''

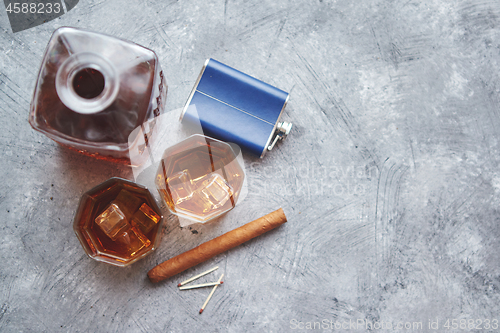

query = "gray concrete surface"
(2, 0), (500, 332)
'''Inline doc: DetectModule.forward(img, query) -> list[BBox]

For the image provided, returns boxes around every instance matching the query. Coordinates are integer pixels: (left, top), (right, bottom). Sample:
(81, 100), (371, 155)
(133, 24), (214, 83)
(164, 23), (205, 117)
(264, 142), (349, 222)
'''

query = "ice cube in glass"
(131, 203), (161, 234)
(94, 203), (129, 241)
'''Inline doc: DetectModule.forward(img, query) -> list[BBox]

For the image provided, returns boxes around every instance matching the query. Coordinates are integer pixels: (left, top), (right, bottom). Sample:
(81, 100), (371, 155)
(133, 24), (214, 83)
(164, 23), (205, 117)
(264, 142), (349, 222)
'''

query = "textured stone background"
(1, 0), (500, 332)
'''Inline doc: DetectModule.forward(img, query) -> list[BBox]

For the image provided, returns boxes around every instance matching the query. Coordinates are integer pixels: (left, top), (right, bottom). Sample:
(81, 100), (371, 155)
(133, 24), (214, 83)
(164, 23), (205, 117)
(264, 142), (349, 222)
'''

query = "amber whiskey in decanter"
(29, 27), (167, 164)
(73, 178), (164, 267)
(155, 135), (245, 223)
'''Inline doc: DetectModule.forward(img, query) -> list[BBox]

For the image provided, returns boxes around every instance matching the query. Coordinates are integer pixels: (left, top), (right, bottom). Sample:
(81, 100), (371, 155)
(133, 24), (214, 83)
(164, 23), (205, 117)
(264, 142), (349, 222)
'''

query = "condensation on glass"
(29, 27), (167, 164)
(155, 135), (245, 223)
(73, 177), (164, 267)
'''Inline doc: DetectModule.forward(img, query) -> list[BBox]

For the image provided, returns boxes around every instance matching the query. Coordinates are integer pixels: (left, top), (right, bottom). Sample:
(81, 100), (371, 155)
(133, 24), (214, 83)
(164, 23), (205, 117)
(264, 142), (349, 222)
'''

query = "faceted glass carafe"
(29, 27), (167, 164)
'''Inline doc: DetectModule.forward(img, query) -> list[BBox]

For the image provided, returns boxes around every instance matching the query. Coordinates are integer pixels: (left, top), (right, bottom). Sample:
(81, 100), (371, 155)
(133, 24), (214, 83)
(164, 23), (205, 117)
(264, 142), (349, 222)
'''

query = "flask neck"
(56, 53), (119, 115)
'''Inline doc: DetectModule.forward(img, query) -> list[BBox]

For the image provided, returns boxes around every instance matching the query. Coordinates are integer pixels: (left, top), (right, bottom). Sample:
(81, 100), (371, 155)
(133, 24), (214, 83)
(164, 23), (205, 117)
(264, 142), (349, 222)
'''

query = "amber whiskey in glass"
(73, 178), (164, 267)
(155, 135), (245, 223)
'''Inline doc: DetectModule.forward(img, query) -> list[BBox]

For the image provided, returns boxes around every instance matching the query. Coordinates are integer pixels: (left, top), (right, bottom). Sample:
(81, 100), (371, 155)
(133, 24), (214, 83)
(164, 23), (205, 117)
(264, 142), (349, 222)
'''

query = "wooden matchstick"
(177, 266), (219, 287)
(148, 208), (287, 283)
(179, 281), (224, 290)
(199, 273), (223, 314)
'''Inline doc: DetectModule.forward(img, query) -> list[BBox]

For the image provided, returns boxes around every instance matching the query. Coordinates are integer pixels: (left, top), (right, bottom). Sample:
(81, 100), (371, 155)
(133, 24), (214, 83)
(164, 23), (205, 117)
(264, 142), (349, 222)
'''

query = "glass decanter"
(29, 27), (167, 164)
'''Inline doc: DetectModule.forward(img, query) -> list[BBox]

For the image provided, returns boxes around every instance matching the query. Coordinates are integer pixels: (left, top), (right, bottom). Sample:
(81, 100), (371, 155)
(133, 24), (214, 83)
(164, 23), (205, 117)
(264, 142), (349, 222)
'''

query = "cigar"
(148, 208), (287, 283)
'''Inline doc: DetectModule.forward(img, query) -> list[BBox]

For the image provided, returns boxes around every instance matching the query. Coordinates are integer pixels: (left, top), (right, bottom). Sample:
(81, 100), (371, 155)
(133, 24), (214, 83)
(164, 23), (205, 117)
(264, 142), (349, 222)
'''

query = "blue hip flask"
(180, 59), (292, 158)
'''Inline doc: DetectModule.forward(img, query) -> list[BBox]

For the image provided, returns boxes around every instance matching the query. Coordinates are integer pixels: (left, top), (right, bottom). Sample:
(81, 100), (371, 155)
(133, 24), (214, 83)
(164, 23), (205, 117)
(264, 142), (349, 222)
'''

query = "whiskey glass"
(73, 177), (164, 267)
(155, 135), (245, 223)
